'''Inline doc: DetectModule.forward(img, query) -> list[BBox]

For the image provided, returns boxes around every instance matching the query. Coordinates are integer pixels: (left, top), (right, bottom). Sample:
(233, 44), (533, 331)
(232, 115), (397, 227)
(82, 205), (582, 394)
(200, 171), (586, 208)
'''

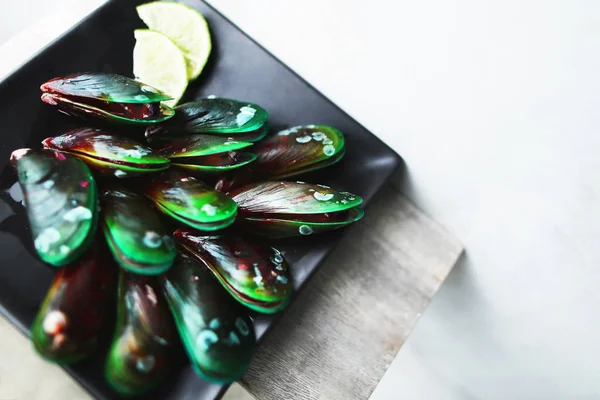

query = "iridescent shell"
(160, 253), (256, 383)
(144, 170), (238, 231)
(175, 229), (293, 313)
(145, 98), (268, 142)
(10, 149), (98, 266)
(40, 73), (175, 124)
(101, 187), (176, 275)
(216, 125), (345, 191)
(229, 181), (364, 238)
(105, 272), (176, 395)
(155, 134), (255, 175)
(30, 244), (116, 363)
(42, 128), (169, 178)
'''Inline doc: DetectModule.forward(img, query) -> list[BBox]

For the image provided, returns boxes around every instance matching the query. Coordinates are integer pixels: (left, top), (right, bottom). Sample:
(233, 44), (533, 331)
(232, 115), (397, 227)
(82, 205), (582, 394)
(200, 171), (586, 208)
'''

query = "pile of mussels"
(11, 72), (363, 395)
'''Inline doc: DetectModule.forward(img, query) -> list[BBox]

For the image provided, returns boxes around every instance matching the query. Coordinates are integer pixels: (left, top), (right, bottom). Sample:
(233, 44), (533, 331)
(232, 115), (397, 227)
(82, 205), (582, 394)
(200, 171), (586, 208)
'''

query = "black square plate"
(0, 0), (402, 399)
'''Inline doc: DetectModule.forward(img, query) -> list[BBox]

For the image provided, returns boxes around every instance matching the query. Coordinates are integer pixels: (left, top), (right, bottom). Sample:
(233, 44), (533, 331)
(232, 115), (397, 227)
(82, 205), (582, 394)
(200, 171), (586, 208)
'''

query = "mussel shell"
(175, 229), (293, 313)
(144, 170), (238, 231)
(30, 244), (116, 363)
(161, 253), (256, 383)
(106, 271), (176, 395)
(40, 73), (175, 124)
(10, 149), (98, 266)
(43, 128), (169, 178)
(101, 187), (176, 275)
(216, 125), (345, 191)
(145, 98), (268, 139)
(155, 134), (256, 174)
(229, 181), (364, 238)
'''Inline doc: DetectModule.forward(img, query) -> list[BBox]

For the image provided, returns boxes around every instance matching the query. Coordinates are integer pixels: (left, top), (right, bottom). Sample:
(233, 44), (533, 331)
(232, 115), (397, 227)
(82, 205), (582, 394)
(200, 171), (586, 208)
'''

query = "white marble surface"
(1, 0), (600, 399)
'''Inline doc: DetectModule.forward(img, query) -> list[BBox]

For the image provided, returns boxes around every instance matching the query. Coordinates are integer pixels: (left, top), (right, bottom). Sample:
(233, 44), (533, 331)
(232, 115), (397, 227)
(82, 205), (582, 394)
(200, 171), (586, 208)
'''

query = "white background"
(2, 0), (600, 399)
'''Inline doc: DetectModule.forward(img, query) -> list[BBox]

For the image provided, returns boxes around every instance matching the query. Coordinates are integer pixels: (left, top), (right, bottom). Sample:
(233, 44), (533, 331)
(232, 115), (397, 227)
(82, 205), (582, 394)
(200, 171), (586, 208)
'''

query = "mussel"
(106, 271), (176, 395)
(30, 244), (116, 363)
(144, 170), (238, 231)
(175, 228), (293, 313)
(161, 253), (256, 383)
(10, 149), (98, 266)
(229, 181), (364, 238)
(101, 187), (176, 275)
(40, 73), (175, 124)
(216, 125), (345, 191)
(154, 134), (256, 176)
(145, 98), (268, 142)
(43, 128), (169, 178)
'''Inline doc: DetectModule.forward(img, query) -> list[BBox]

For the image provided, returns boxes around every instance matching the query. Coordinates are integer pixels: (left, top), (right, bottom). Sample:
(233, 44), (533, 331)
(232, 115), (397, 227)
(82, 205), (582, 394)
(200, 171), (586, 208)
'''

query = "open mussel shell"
(10, 149), (98, 266)
(40, 73), (175, 124)
(30, 243), (116, 363)
(43, 128), (169, 178)
(229, 181), (364, 238)
(145, 98), (268, 141)
(144, 170), (238, 231)
(175, 228), (293, 314)
(216, 125), (345, 192)
(160, 253), (256, 383)
(106, 271), (176, 395)
(155, 134), (256, 175)
(101, 187), (176, 275)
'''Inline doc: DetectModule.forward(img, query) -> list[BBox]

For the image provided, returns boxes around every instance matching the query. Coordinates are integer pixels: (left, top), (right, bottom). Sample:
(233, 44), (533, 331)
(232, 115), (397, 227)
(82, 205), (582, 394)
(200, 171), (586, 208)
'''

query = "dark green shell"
(175, 229), (293, 313)
(106, 271), (176, 395)
(43, 128), (169, 178)
(10, 149), (98, 266)
(155, 134), (256, 174)
(40, 73), (175, 124)
(160, 253), (256, 383)
(144, 170), (238, 231)
(145, 98), (268, 140)
(30, 244), (116, 363)
(229, 181), (364, 238)
(101, 187), (177, 275)
(216, 125), (345, 191)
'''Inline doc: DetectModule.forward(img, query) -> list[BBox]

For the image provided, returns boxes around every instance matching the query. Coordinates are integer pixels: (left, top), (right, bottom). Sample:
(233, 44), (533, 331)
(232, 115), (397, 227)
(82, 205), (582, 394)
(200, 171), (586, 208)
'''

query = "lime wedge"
(133, 29), (188, 108)
(137, 1), (212, 81)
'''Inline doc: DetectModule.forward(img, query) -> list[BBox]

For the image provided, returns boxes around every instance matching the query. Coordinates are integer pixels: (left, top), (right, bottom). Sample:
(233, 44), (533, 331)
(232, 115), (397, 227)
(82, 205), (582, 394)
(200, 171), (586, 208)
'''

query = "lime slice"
(133, 29), (188, 108)
(137, 2), (212, 81)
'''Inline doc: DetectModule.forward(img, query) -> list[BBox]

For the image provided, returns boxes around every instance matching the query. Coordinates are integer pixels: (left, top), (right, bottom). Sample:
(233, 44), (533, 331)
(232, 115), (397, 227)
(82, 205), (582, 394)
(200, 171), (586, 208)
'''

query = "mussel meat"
(10, 149), (98, 266)
(175, 228), (293, 313)
(145, 98), (268, 142)
(101, 187), (176, 275)
(161, 253), (256, 383)
(144, 170), (238, 231)
(106, 271), (177, 395)
(216, 125), (345, 191)
(229, 181), (364, 238)
(154, 134), (255, 176)
(30, 243), (116, 363)
(41, 73), (175, 124)
(43, 128), (169, 178)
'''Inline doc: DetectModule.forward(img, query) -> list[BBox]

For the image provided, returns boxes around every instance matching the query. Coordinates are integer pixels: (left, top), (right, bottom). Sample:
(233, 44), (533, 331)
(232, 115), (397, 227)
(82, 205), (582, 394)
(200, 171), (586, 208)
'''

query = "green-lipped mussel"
(154, 134), (256, 176)
(161, 253), (256, 383)
(31, 244), (116, 363)
(41, 73), (175, 124)
(216, 125), (345, 192)
(10, 148), (98, 266)
(175, 228), (293, 313)
(144, 170), (238, 231)
(42, 128), (170, 178)
(106, 271), (177, 395)
(101, 187), (176, 275)
(145, 98), (268, 142)
(229, 181), (364, 238)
